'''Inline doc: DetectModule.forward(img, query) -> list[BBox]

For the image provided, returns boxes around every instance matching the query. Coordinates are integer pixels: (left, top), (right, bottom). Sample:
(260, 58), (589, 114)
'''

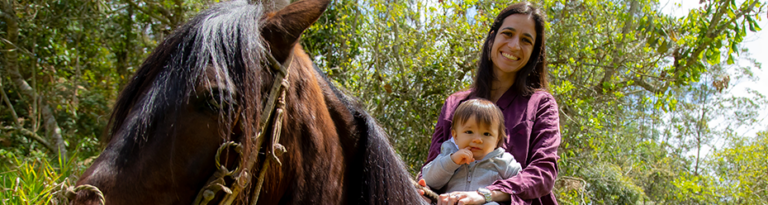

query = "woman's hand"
(457, 191), (487, 205)
(451, 148), (475, 165)
(438, 191), (486, 205)
(437, 192), (459, 205)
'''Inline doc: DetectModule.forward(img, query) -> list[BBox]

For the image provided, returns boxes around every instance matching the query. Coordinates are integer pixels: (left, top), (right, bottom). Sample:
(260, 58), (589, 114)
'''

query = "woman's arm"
(487, 94), (561, 201)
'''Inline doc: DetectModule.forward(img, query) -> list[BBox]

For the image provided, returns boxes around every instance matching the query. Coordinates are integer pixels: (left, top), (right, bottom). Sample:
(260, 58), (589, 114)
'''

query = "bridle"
(59, 51), (292, 205)
(56, 52), (292, 205)
(59, 48), (440, 204)
(192, 51), (293, 205)
(189, 50), (442, 204)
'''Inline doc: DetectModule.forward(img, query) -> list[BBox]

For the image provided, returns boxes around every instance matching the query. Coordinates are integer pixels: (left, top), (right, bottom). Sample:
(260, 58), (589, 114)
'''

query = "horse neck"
(279, 47), (426, 204)
(254, 46), (348, 204)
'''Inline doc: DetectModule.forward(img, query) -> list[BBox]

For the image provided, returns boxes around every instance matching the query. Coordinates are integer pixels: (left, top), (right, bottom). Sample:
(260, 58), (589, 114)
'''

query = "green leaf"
(750, 21), (761, 32)
(748, 21), (757, 32)
(658, 40), (669, 53)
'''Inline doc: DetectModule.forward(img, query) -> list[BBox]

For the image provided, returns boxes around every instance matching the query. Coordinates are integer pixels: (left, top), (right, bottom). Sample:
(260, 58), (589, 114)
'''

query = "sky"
(661, 0), (768, 138)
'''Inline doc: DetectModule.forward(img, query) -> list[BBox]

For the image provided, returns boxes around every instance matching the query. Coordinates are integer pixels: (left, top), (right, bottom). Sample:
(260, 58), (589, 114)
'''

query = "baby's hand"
(451, 148), (475, 165)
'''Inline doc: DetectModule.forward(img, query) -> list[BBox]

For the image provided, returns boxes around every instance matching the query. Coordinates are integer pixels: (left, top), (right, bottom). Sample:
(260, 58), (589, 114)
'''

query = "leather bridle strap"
(248, 53), (291, 204)
(193, 52), (292, 205)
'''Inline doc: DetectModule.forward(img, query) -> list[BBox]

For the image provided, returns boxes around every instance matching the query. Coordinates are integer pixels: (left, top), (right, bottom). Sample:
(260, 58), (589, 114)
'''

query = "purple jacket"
(424, 89), (560, 205)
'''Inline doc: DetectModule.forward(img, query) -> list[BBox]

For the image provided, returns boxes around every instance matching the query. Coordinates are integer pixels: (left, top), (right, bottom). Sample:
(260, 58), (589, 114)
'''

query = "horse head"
(73, 0), (330, 204)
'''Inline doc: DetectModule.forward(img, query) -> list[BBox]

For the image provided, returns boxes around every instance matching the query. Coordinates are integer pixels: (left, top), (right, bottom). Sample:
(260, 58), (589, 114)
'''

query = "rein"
(60, 52), (292, 205)
(192, 52), (293, 205)
(61, 50), (437, 204)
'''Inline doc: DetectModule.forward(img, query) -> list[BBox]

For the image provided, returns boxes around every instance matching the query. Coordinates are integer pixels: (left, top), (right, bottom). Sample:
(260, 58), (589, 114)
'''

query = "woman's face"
(490, 14), (537, 77)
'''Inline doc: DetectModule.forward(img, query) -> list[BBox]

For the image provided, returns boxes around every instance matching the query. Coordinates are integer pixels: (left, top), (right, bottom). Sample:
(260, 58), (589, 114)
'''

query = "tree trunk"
(116, 3), (134, 92)
(594, 0), (638, 94)
(1, 1), (67, 158)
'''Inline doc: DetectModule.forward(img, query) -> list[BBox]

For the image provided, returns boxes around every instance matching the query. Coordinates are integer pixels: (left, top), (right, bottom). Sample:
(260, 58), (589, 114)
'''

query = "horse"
(71, 0), (427, 204)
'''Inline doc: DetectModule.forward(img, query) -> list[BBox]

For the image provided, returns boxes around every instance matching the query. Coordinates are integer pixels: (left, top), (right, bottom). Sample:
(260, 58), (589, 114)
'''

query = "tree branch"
(665, 0), (759, 92)
(631, 76), (661, 94)
(594, 0), (639, 94)
(1, 78), (21, 128)
(1, 126), (55, 152)
(172, 0), (183, 27)
(146, 1), (174, 25)
(0, 10), (13, 21)
(633, 0), (760, 95)
(0, 37), (34, 56)
(126, 0), (172, 27)
(2, 68), (51, 153)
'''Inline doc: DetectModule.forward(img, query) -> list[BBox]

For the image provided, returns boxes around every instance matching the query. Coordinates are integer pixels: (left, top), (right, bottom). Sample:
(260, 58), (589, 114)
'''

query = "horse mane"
(103, 0), (266, 163)
(352, 108), (426, 204)
(313, 66), (426, 204)
(98, 0), (425, 202)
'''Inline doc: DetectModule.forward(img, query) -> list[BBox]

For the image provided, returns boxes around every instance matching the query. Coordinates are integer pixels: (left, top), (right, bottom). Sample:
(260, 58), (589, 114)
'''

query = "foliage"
(0, 0), (766, 204)
(304, 0), (767, 203)
(0, 150), (85, 205)
(706, 131), (768, 204)
(304, 0), (494, 173)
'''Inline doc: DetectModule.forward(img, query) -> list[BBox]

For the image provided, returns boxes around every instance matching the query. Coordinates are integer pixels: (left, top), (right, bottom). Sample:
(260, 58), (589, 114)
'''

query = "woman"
(419, 2), (560, 205)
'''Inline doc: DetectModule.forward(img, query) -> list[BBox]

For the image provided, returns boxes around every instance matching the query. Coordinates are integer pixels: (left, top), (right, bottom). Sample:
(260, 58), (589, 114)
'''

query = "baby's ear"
(451, 129), (456, 138)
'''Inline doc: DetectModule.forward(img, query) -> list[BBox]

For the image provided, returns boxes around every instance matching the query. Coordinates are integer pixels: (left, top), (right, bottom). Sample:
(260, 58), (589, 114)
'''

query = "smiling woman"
(419, 2), (561, 205)
(473, 2), (548, 103)
(489, 14), (537, 98)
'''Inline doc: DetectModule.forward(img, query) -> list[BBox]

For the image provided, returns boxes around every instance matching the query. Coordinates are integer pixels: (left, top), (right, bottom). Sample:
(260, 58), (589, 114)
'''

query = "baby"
(421, 99), (521, 205)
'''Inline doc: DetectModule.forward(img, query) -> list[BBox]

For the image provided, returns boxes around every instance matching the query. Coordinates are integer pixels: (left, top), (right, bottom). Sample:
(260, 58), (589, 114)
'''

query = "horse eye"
(201, 92), (237, 113)
(207, 97), (223, 110)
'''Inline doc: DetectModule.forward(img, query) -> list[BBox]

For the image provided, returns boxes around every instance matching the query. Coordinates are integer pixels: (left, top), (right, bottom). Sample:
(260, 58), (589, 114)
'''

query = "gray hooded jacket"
(422, 139), (522, 194)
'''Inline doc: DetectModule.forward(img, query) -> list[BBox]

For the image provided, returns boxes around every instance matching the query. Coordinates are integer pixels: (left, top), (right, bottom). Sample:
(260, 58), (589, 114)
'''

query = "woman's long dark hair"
(471, 2), (548, 98)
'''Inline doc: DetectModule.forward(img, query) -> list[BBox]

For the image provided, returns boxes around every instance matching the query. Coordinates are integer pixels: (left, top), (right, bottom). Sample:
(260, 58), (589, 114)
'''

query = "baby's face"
(451, 116), (500, 160)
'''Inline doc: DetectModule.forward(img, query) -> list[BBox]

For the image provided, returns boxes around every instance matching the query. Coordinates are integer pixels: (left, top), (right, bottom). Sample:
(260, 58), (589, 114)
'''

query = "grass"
(0, 151), (86, 205)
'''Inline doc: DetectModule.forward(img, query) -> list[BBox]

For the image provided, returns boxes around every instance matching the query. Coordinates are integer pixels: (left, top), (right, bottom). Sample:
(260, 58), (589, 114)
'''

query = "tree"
(0, 0), (208, 160)
(0, 0), (765, 203)
(303, 0), (767, 203)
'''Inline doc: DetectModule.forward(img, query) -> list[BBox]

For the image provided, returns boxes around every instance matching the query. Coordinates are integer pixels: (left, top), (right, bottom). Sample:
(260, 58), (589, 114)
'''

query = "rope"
(54, 183), (105, 205)
(411, 179), (439, 203)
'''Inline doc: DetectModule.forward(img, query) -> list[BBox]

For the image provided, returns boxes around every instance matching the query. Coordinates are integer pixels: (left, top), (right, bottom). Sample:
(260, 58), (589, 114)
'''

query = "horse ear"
(262, 0), (330, 62)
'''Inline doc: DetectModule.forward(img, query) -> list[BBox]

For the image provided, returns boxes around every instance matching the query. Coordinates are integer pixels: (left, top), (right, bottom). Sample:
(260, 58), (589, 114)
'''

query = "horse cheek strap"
(192, 51), (292, 205)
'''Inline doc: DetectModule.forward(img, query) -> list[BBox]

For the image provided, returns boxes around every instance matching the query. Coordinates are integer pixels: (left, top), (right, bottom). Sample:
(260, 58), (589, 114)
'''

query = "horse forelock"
(93, 0), (426, 204)
(105, 0), (268, 159)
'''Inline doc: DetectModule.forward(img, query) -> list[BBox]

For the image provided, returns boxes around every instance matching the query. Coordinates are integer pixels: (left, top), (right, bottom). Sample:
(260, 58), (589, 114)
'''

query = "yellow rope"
(411, 179), (439, 202)
(53, 183), (105, 205)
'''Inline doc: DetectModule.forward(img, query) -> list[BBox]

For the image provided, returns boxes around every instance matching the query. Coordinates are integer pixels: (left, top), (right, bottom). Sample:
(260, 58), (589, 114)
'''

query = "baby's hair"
(451, 99), (507, 147)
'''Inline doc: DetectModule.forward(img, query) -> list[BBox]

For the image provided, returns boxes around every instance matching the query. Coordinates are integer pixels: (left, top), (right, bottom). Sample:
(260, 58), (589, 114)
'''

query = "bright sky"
(662, 0), (768, 138)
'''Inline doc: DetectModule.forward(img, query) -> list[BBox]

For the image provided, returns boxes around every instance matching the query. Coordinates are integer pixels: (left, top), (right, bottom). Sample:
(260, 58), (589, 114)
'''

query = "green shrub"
(0, 151), (85, 205)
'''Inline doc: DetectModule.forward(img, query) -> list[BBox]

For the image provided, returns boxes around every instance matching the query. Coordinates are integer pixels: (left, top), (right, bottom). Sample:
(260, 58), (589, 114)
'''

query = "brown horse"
(71, 0), (425, 204)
